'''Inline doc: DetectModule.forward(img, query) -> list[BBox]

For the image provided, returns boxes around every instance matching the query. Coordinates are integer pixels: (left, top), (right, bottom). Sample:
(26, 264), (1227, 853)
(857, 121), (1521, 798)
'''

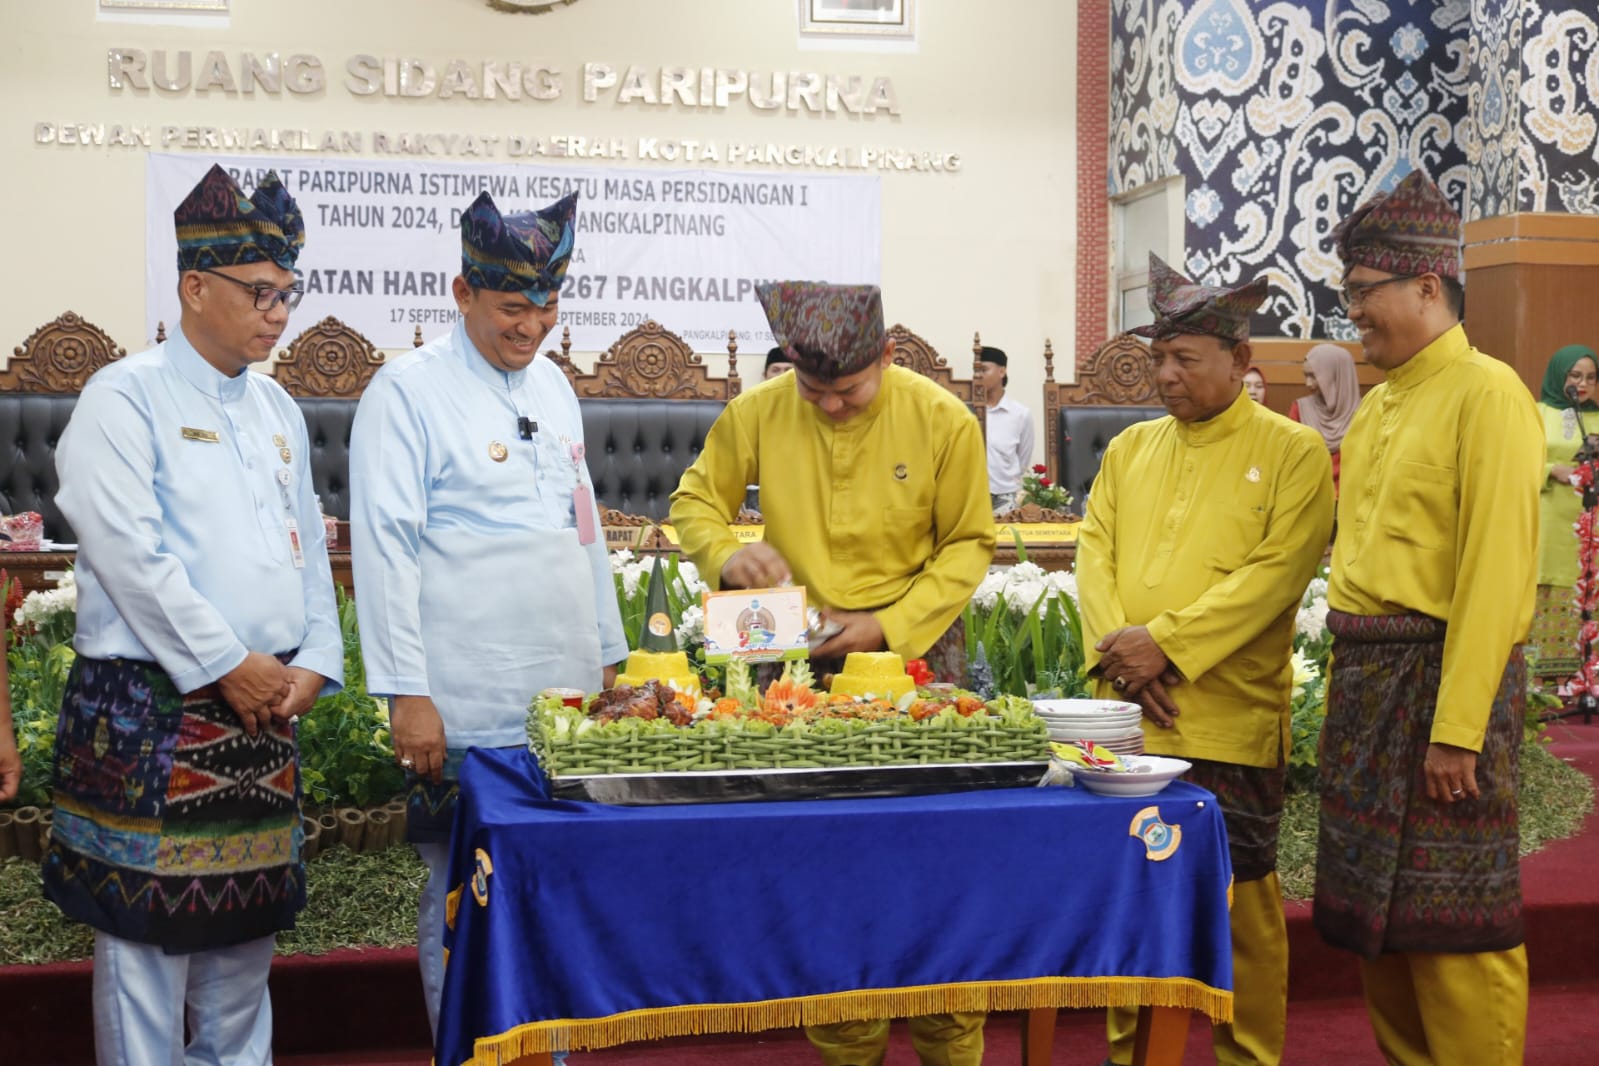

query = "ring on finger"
(400, 756), (415, 769)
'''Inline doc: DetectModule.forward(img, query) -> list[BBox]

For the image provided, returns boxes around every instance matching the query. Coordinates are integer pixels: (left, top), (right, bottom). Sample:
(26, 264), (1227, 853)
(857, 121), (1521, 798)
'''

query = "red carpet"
(9, 725), (1599, 1065)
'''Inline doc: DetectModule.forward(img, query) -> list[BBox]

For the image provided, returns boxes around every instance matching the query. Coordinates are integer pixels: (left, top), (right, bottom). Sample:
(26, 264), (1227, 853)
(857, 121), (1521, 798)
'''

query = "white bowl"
(1033, 698), (1142, 718)
(1072, 755), (1191, 798)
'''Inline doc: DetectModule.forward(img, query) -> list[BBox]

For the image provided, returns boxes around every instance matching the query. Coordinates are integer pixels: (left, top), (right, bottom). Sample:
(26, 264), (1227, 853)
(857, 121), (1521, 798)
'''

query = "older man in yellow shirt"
(671, 280), (995, 1066)
(1314, 171), (1542, 1065)
(1078, 254), (1335, 1066)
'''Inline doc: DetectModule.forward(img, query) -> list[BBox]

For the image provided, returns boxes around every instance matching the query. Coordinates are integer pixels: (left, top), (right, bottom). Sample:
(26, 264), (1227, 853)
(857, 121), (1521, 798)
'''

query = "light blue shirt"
(350, 321), (627, 749)
(56, 325), (344, 694)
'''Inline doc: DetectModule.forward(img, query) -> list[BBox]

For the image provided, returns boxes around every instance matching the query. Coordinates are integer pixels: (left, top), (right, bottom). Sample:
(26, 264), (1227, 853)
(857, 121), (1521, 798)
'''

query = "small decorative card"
(701, 585), (809, 664)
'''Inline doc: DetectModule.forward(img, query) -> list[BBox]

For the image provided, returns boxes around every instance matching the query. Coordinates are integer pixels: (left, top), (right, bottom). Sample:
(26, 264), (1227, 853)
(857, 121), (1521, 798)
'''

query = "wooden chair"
(4, 311), (127, 393)
(1037, 335), (1166, 512)
(540, 320), (742, 400)
(272, 316), (386, 398)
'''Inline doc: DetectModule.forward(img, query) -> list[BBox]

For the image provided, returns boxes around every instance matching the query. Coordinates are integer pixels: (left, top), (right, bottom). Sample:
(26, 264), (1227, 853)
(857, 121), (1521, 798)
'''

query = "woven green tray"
(531, 712), (1048, 777)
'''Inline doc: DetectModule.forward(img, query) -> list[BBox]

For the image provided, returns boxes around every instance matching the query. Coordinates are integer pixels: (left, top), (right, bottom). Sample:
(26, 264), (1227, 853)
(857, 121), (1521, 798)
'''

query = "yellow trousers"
(1358, 946), (1527, 1065)
(1107, 873), (1288, 1065)
(805, 1013), (986, 1066)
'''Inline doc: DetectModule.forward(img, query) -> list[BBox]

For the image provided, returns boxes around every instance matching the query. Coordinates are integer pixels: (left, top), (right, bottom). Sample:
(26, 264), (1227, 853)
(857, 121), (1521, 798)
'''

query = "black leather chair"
(579, 399), (724, 522)
(296, 398), (359, 521)
(0, 395), (78, 542)
(1057, 405), (1165, 514)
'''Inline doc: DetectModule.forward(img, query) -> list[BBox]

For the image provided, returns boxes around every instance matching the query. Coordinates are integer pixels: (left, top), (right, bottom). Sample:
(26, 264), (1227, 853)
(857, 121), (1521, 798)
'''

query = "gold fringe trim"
(456, 976), (1233, 1062)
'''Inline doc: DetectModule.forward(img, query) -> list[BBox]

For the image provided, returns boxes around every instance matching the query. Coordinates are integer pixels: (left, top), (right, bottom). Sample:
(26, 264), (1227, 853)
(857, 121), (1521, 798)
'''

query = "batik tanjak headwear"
(1128, 254), (1267, 343)
(755, 281), (887, 381)
(173, 165), (304, 273)
(460, 192), (578, 307)
(1332, 170), (1462, 280)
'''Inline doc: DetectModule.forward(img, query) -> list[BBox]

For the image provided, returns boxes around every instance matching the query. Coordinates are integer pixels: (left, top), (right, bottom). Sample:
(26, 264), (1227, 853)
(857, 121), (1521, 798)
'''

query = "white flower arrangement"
(1291, 649), (1320, 689)
(14, 570), (76, 630)
(970, 562), (1078, 616)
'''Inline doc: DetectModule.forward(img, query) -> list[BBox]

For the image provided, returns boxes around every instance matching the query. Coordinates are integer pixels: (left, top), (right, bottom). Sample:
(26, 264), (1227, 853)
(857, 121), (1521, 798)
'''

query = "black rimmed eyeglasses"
(198, 268), (305, 312)
(1337, 274), (1417, 312)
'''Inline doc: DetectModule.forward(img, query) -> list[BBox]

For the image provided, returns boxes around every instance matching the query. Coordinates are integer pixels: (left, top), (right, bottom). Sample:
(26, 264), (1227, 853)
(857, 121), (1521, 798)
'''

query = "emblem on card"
(489, 441), (509, 462)
(180, 427), (220, 443)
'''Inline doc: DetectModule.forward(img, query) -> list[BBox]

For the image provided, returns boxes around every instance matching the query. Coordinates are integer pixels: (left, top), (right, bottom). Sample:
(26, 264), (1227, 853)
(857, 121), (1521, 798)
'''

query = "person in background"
(44, 164), (343, 1065)
(975, 345), (1035, 514)
(1288, 344), (1361, 496)
(1530, 343), (1599, 690)
(672, 281), (995, 1066)
(1081, 253), (1334, 1066)
(1243, 365), (1267, 405)
(1314, 169), (1541, 1066)
(763, 346), (794, 380)
(350, 192), (626, 1055)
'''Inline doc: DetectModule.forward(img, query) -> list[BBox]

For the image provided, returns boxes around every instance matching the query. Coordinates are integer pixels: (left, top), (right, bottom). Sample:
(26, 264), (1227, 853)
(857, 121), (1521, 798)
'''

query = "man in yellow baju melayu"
(671, 280), (995, 1066)
(1313, 170), (1542, 1065)
(1077, 254), (1335, 1066)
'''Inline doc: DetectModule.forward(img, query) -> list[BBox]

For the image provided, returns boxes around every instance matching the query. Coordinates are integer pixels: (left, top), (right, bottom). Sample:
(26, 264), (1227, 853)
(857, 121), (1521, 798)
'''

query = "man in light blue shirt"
(45, 164), (342, 1066)
(351, 191), (626, 1045)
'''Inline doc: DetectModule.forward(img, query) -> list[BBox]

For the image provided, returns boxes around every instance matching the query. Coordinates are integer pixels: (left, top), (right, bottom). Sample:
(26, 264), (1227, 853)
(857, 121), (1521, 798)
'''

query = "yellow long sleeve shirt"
(1329, 324), (1543, 752)
(1076, 389), (1335, 768)
(669, 365), (996, 659)
(1537, 402), (1585, 588)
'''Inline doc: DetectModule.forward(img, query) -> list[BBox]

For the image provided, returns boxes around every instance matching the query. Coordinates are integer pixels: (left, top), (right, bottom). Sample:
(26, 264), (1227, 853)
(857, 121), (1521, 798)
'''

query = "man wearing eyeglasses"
(45, 164), (342, 1065)
(1313, 170), (1541, 1063)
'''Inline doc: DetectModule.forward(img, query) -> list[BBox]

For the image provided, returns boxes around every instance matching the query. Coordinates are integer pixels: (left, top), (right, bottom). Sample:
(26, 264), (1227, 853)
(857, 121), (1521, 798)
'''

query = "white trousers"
(415, 841), (451, 1042)
(92, 931), (275, 1066)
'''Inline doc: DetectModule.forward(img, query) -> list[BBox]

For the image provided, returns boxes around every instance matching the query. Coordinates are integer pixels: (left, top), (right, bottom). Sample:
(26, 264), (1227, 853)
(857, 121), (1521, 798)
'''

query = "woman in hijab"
(1243, 366), (1267, 405)
(1531, 343), (1599, 688)
(1288, 343), (1360, 495)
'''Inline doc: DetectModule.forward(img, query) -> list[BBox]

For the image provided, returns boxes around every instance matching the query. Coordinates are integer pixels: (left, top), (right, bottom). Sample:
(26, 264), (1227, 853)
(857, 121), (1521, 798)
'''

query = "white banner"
(145, 153), (880, 352)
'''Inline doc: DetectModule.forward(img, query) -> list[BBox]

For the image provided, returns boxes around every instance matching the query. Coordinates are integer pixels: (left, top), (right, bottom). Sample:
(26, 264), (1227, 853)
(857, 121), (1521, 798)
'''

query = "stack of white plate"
(1032, 698), (1145, 756)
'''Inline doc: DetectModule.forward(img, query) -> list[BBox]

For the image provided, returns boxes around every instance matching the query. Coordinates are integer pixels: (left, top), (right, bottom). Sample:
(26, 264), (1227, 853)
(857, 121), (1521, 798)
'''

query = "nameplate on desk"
(603, 525), (645, 550)
(995, 522), (1080, 544)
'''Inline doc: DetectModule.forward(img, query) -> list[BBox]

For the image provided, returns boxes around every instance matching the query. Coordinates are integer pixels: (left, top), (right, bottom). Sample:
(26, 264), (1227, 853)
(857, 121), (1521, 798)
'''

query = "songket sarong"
(1529, 583), (1581, 683)
(42, 655), (305, 953)
(1185, 758), (1286, 883)
(1314, 612), (1523, 959)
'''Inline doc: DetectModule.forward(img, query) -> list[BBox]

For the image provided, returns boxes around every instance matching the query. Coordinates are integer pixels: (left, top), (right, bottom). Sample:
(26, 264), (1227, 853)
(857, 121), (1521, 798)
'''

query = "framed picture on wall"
(99, 0), (228, 10)
(799, 0), (915, 38)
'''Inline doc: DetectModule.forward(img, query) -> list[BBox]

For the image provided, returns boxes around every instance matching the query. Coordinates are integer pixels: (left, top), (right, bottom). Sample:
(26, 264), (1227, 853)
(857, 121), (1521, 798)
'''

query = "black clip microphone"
(517, 416), (537, 440)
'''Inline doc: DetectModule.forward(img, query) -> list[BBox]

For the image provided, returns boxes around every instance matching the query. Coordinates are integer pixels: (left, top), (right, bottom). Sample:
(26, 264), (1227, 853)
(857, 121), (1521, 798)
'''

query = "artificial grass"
(1, 739), (1592, 964)
(0, 844), (426, 967)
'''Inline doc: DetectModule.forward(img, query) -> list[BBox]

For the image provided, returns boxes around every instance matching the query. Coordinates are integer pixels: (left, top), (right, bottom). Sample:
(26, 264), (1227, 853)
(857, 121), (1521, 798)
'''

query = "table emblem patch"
(1129, 805), (1182, 861)
(471, 848), (495, 906)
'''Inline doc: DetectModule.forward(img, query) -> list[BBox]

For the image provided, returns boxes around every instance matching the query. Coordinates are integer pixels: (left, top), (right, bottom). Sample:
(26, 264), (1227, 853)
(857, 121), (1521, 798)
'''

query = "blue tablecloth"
(437, 748), (1233, 1065)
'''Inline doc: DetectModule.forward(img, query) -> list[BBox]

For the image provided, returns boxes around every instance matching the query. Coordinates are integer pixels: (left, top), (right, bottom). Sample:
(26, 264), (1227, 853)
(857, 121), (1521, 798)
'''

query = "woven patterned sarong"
(1185, 758), (1286, 883)
(42, 655), (305, 952)
(1313, 612), (1523, 958)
